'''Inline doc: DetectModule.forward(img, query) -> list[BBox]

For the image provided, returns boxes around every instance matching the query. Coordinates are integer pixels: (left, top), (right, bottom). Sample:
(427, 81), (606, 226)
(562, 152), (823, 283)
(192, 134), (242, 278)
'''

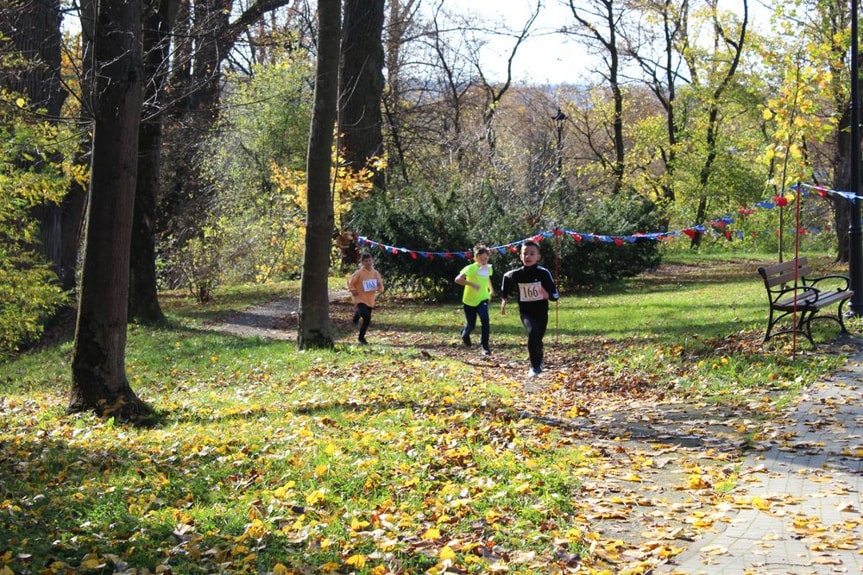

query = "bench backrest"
(757, 257), (812, 288)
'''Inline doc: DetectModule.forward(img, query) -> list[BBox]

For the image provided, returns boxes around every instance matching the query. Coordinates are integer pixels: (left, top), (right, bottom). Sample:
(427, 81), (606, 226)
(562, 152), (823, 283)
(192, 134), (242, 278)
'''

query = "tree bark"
(70, 0), (152, 422)
(130, 117), (167, 323)
(339, 0), (385, 188)
(129, 0), (174, 324)
(297, 0), (340, 350)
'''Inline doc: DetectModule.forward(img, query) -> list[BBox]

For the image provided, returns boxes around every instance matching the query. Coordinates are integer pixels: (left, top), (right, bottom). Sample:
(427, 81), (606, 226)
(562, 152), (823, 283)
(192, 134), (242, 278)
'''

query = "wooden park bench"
(757, 256), (853, 346)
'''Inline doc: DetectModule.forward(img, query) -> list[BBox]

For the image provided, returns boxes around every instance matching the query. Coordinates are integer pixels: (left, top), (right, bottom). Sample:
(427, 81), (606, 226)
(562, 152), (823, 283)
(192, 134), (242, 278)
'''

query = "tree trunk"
(70, 0), (153, 422)
(339, 0), (385, 188)
(129, 0), (174, 324)
(835, 93), (852, 263)
(130, 118), (167, 323)
(297, 0), (340, 350)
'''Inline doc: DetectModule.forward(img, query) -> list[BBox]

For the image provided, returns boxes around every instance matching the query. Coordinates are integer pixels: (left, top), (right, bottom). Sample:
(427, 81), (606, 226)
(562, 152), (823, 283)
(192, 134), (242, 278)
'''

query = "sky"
(451, 0), (772, 86)
(452, 0), (585, 85)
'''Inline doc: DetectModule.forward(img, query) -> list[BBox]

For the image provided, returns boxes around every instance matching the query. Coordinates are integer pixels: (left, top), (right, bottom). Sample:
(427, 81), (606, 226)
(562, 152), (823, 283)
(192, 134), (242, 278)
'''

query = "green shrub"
(0, 92), (77, 358)
(350, 188), (662, 299)
(555, 193), (663, 288)
(349, 188), (493, 300)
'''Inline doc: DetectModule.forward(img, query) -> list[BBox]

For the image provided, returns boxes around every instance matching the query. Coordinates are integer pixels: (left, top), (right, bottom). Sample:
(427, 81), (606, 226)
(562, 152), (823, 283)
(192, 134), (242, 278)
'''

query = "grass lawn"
(1, 252), (858, 574)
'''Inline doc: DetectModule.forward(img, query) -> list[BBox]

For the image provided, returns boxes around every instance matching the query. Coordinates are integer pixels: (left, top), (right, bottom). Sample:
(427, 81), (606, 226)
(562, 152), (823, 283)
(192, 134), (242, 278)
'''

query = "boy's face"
(475, 251), (490, 265)
(520, 245), (541, 266)
(361, 257), (374, 269)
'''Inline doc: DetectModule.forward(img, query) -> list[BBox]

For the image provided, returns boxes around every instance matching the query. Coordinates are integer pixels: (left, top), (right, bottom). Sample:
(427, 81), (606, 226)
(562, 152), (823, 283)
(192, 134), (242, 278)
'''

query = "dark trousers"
(462, 300), (490, 349)
(520, 311), (548, 370)
(356, 303), (373, 339)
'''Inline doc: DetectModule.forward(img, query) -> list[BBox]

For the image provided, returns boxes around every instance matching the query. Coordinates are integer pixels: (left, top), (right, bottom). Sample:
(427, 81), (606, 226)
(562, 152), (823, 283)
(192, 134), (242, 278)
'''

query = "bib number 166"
(518, 282), (543, 302)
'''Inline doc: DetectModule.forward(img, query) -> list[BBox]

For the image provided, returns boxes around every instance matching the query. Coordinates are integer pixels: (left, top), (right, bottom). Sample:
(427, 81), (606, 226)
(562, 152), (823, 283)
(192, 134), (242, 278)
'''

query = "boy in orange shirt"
(348, 253), (385, 345)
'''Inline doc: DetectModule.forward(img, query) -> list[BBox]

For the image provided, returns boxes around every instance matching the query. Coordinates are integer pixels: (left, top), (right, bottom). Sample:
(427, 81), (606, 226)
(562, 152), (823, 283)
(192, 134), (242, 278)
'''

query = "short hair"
(473, 244), (489, 257)
(521, 240), (541, 252)
(360, 253), (373, 261)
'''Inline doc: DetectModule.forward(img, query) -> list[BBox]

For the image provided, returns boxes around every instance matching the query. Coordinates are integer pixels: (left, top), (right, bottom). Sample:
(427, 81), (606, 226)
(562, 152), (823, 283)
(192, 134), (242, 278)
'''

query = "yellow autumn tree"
(268, 150), (380, 280)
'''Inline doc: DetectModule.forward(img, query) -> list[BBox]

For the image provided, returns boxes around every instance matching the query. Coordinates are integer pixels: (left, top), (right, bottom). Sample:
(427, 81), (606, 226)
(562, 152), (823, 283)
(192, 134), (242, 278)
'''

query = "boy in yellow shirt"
(455, 245), (494, 355)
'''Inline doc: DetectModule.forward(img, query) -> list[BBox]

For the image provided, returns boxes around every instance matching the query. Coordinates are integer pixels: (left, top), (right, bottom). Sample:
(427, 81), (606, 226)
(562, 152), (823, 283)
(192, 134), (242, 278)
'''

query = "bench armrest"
(805, 274), (850, 291)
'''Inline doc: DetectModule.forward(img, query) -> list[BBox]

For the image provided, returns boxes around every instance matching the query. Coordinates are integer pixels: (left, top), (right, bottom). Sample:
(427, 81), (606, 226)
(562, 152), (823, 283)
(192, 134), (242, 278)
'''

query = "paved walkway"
(660, 338), (863, 574)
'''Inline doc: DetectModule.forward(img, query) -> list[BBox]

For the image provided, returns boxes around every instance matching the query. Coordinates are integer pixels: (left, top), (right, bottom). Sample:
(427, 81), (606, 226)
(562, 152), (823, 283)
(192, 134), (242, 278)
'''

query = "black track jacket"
(500, 264), (560, 315)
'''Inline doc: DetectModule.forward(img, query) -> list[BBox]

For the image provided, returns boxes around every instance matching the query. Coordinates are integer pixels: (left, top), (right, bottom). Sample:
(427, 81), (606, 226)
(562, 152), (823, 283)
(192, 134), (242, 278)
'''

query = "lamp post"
(849, 0), (863, 316)
(552, 107), (567, 177)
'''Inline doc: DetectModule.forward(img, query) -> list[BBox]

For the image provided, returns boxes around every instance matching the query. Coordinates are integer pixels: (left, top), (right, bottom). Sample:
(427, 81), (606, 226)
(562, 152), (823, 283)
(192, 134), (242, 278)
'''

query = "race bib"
(362, 278), (379, 292)
(518, 281), (544, 302)
(477, 265), (490, 277)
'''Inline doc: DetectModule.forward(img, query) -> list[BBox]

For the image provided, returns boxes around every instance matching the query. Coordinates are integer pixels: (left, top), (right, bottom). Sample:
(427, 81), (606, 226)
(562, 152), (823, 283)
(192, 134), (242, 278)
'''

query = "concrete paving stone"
(660, 340), (863, 574)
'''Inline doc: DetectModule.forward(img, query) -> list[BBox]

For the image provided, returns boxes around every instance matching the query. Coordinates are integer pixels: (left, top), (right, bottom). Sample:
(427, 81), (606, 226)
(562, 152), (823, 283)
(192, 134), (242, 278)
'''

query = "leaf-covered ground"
(0, 261), (853, 574)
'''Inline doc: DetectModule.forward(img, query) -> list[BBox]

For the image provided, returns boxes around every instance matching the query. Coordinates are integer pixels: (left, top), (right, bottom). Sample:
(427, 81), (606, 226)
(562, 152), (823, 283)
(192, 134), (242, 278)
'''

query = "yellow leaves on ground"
(344, 553), (367, 568)
(422, 527), (442, 540)
(3, 328), (795, 575)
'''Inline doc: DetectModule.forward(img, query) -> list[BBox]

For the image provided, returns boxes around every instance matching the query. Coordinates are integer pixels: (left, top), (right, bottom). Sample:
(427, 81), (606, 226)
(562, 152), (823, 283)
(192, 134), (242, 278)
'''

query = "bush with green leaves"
(348, 188), (498, 301)
(0, 92), (78, 358)
(349, 187), (663, 300)
(553, 193), (663, 289)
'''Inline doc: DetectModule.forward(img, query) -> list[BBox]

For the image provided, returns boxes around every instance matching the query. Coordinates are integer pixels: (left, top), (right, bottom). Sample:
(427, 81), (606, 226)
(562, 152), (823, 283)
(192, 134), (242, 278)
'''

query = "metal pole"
(553, 107), (567, 176)
(849, 0), (863, 315)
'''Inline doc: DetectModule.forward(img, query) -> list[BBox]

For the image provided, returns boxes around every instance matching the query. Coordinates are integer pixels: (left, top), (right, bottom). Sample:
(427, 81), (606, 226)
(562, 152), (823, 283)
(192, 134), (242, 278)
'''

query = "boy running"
(455, 244), (494, 355)
(500, 240), (559, 377)
(348, 253), (385, 345)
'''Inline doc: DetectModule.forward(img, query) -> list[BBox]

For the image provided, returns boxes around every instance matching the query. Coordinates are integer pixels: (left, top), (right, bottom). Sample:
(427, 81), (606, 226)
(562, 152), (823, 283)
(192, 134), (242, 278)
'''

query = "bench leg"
(763, 308), (774, 342)
(799, 310), (816, 346)
(837, 299), (851, 334)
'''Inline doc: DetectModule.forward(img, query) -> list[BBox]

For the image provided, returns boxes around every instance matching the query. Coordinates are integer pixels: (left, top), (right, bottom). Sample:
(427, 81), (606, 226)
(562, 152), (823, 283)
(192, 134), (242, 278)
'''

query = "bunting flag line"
(357, 182), (845, 260)
(790, 182), (861, 203)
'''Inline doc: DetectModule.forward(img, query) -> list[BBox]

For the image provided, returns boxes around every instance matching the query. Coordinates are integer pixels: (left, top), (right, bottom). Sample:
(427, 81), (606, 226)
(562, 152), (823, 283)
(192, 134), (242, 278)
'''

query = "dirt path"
(204, 290), (351, 340)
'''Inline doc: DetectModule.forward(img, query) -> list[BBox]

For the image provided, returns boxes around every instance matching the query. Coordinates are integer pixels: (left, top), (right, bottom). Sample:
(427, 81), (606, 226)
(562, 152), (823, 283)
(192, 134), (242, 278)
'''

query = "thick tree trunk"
(130, 119), (166, 323)
(297, 0), (340, 349)
(70, 0), (152, 422)
(835, 101), (852, 263)
(339, 0), (385, 188)
(129, 0), (173, 324)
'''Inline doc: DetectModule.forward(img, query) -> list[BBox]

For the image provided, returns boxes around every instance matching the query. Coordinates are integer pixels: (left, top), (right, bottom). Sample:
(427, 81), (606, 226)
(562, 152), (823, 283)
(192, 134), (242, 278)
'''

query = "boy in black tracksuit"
(500, 240), (560, 378)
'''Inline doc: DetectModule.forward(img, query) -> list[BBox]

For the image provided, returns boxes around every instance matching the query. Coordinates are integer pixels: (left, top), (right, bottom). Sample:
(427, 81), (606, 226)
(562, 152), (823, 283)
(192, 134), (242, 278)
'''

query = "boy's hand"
(539, 285), (548, 300)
